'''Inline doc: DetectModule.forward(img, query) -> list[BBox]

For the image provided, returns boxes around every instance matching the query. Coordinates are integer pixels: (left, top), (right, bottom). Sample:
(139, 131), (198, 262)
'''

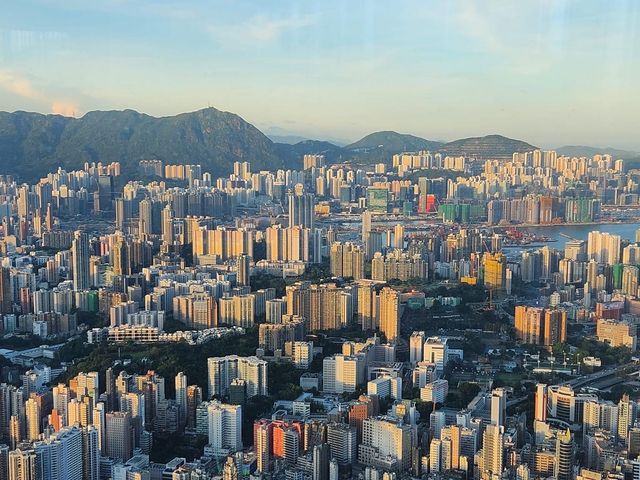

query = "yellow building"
(483, 252), (506, 289)
(378, 287), (400, 342)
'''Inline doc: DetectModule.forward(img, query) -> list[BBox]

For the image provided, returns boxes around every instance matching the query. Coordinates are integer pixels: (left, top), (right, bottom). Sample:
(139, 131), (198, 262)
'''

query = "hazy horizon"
(2, 0), (639, 149)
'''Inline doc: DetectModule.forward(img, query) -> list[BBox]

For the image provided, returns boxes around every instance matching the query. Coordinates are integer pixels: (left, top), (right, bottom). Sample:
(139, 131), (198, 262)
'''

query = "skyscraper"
(25, 399), (40, 441)
(8, 449), (38, 480)
(312, 443), (330, 480)
(105, 411), (133, 462)
(186, 385), (202, 430)
(236, 255), (251, 287)
(378, 287), (399, 342)
(71, 231), (90, 291)
(175, 372), (187, 427)
(288, 185), (315, 230)
(490, 388), (507, 427)
(534, 384), (547, 423)
(82, 426), (100, 480)
(33, 426), (83, 480)
(207, 401), (242, 455)
(618, 393), (635, 441)
(207, 356), (268, 399)
(554, 429), (573, 480)
(481, 424), (504, 477)
(0, 268), (11, 315)
(329, 242), (365, 280)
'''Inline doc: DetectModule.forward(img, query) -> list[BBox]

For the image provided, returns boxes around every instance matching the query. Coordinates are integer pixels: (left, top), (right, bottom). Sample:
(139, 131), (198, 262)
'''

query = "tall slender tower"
(482, 424), (504, 477)
(490, 388), (507, 427)
(71, 230), (90, 290)
(378, 287), (399, 342)
(237, 255), (251, 287)
(555, 429), (573, 480)
(25, 399), (40, 441)
(0, 268), (11, 314)
(175, 372), (187, 427)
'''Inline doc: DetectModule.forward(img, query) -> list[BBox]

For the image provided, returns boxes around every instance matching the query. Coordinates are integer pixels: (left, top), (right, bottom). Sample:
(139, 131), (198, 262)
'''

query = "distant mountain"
(267, 134), (310, 145)
(343, 131), (444, 164)
(0, 106), (580, 181)
(274, 140), (344, 165)
(0, 108), (286, 182)
(555, 145), (639, 159)
(441, 134), (536, 159)
(346, 131), (443, 152)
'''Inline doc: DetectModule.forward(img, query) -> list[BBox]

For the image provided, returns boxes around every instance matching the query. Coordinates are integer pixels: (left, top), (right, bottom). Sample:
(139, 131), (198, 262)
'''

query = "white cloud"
(208, 13), (317, 46)
(0, 69), (81, 117)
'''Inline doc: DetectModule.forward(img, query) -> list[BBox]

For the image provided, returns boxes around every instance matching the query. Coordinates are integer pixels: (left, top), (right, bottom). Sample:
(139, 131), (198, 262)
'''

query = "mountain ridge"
(2, 107), (624, 182)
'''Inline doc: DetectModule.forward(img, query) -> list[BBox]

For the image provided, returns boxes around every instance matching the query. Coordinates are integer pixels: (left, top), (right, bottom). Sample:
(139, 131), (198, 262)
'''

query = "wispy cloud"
(208, 13), (318, 45)
(0, 69), (81, 117)
(0, 70), (44, 100)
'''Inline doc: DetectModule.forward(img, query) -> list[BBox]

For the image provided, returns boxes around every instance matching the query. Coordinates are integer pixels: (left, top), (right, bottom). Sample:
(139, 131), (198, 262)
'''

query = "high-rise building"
(587, 231), (621, 265)
(0, 444), (7, 480)
(25, 398), (40, 441)
(71, 231), (90, 291)
(303, 154), (325, 170)
(236, 255), (251, 287)
(481, 424), (504, 478)
(409, 331), (425, 365)
(105, 411), (133, 462)
(312, 443), (330, 480)
(207, 356), (268, 399)
(359, 417), (412, 471)
(33, 426), (84, 480)
(283, 427), (299, 466)
(378, 287), (399, 342)
(8, 449), (38, 480)
(254, 420), (271, 474)
(483, 252), (506, 289)
(515, 306), (566, 346)
(490, 388), (507, 426)
(357, 281), (378, 331)
(265, 225), (310, 262)
(52, 383), (71, 426)
(288, 185), (315, 230)
(329, 242), (364, 280)
(618, 393), (635, 441)
(322, 355), (363, 394)
(0, 268), (11, 315)
(554, 429), (573, 480)
(175, 372), (187, 427)
(222, 456), (238, 480)
(393, 224), (404, 250)
(186, 385), (202, 430)
(327, 423), (357, 467)
(534, 384), (547, 423)
(207, 401), (242, 455)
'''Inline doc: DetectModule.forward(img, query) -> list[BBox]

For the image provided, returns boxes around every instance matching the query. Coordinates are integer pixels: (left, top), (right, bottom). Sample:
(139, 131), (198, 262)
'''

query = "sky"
(1, 0), (639, 149)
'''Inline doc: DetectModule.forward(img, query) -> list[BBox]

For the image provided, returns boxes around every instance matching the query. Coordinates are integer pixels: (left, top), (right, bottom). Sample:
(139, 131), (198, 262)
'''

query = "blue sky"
(1, 0), (639, 148)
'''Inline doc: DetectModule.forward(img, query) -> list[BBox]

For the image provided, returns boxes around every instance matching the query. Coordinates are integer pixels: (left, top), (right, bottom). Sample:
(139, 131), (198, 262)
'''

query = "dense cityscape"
(0, 147), (638, 480)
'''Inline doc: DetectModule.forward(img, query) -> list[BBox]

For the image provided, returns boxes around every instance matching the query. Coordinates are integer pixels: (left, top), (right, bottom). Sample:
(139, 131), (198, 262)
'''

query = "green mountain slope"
(441, 134), (536, 158)
(0, 108), (285, 182)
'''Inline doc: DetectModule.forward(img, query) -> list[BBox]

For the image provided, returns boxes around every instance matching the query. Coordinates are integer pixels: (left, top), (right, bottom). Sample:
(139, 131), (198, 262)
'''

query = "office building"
(105, 411), (133, 462)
